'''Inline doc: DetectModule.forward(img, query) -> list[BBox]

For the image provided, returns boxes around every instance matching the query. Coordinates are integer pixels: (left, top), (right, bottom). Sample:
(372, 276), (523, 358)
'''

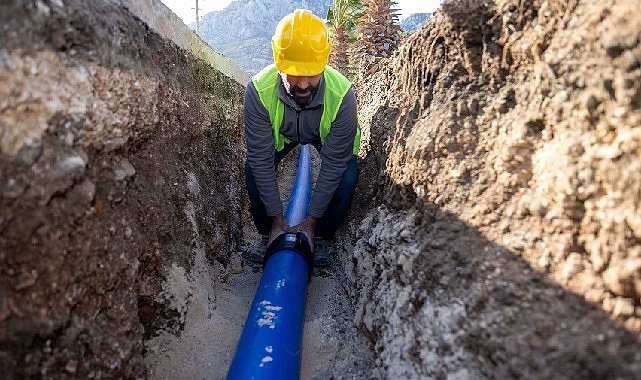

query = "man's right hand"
(268, 214), (290, 245)
(292, 215), (316, 252)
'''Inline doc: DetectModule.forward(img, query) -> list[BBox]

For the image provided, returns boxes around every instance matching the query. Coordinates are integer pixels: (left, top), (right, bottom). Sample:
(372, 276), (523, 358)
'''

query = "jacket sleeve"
(244, 81), (283, 216)
(308, 87), (358, 218)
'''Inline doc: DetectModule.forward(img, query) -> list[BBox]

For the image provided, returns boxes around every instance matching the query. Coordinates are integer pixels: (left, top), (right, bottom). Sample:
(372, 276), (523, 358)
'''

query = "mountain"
(400, 13), (431, 32)
(198, 0), (332, 78)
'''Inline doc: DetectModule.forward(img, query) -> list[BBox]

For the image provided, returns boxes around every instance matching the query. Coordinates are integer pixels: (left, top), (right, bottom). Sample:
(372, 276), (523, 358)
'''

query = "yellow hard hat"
(271, 9), (331, 76)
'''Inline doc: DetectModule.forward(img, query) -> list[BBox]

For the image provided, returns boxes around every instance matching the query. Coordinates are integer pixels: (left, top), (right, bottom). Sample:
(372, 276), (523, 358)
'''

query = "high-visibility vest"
(251, 64), (361, 155)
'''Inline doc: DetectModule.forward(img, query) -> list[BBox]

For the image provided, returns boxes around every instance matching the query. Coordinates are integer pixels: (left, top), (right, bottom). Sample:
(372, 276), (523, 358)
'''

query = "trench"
(3, 0), (641, 379)
(0, 1), (377, 377)
(142, 148), (375, 379)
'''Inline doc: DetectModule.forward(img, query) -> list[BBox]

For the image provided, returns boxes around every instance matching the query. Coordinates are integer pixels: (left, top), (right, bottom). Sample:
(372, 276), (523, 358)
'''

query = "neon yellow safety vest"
(251, 64), (361, 155)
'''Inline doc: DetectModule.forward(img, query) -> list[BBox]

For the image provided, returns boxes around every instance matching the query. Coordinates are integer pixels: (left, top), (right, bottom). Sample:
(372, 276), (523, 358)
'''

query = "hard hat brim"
(274, 59), (326, 77)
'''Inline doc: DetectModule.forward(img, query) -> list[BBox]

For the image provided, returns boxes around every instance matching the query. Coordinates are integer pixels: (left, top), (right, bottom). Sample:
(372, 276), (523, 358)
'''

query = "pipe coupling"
(263, 232), (313, 277)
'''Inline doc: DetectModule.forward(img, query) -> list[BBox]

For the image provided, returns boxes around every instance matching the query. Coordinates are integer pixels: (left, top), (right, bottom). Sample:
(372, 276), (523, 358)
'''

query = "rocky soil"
(346, 0), (641, 377)
(1, 1), (245, 378)
(2, 0), (641, 379)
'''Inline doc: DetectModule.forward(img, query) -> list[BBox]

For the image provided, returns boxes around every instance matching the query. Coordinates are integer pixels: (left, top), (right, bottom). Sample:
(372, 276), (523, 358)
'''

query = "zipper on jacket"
(296, 110), (301, 143)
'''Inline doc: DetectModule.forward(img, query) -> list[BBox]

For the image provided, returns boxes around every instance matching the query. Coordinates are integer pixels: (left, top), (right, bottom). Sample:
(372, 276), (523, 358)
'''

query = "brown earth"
(346, 0), (641, 377)
(0, 1), (246, 378)
(2, 0), (641, 379)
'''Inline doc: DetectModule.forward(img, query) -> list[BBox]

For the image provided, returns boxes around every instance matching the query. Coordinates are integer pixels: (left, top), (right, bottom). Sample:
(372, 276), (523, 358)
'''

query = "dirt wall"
(0, 1), (245, 378)
(120, 0), (249, 85)
(347, 0), (641, 378)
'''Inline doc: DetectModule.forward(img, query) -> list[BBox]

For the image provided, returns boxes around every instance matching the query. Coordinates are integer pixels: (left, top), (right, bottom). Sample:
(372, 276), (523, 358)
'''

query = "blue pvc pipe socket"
(227, 144), (313, 380)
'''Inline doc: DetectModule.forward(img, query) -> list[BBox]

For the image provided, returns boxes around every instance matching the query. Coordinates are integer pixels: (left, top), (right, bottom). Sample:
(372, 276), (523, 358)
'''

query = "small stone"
(447, 368), (471, 380)
(612, 298), (635, 318)
(15, 270), (38, 290)
(103, 137), (126, 152)
(228, 253), (244, 274)
(75, 179), (96, 204)
(114, 158), (136, 181)
(65, 359), (77, 374)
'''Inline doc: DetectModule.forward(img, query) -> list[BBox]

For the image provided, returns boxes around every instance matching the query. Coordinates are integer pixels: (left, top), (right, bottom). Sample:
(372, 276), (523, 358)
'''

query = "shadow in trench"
(346, 179), (641, 379)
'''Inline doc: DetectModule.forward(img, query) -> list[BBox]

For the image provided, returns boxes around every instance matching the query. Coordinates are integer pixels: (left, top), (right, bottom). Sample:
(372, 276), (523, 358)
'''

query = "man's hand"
(269, 214), (291, 245)
(293, 215), (316, 251)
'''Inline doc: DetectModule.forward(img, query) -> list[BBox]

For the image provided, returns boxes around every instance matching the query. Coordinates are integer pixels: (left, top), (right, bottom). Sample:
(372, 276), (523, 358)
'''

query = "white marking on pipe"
(258, 356), (273, 367)
(257, 301), (283, 329)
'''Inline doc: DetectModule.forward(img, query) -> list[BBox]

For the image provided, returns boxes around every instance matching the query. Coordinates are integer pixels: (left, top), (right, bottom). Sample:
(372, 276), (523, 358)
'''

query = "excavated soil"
(346, 0), (641, 378)
(2, 0), (641, 379)
(0, 1), (246, 378)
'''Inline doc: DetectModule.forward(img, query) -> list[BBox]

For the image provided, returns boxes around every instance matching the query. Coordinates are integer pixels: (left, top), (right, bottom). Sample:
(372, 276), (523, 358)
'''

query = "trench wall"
(0, 0), (246, 378)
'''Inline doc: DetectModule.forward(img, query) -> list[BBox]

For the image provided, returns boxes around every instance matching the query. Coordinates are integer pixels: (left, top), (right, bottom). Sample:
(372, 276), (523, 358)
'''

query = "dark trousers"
(245, 141), (358, 240)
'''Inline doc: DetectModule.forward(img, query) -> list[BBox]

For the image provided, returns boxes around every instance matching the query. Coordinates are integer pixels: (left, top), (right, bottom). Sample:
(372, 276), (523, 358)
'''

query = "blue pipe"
(227, 144), (312, 380)
(284, 144), (312, 226)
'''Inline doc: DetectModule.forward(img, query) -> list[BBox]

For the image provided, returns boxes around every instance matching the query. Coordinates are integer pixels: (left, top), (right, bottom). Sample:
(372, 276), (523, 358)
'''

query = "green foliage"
(326, 0), (364, 43)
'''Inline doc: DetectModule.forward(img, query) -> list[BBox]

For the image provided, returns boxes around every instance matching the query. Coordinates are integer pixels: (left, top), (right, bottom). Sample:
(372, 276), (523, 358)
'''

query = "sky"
(161, 0), (442, 26)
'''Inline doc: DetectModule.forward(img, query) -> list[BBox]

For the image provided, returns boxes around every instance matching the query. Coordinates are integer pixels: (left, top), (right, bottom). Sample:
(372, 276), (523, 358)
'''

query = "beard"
(291, 84), (318, 106)
(280, 72), (320, 107)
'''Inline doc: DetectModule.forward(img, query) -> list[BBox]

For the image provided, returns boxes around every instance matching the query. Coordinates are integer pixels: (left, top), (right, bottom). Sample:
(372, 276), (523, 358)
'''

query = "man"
(244, 9), (360, 267)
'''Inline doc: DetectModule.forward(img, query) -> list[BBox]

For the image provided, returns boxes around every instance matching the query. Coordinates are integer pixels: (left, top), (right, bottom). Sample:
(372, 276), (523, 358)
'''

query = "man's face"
(282, 73), (322, 106)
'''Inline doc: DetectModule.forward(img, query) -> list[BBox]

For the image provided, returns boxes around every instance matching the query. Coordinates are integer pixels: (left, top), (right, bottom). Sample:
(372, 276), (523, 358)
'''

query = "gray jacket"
(244, 73), (358, 219)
